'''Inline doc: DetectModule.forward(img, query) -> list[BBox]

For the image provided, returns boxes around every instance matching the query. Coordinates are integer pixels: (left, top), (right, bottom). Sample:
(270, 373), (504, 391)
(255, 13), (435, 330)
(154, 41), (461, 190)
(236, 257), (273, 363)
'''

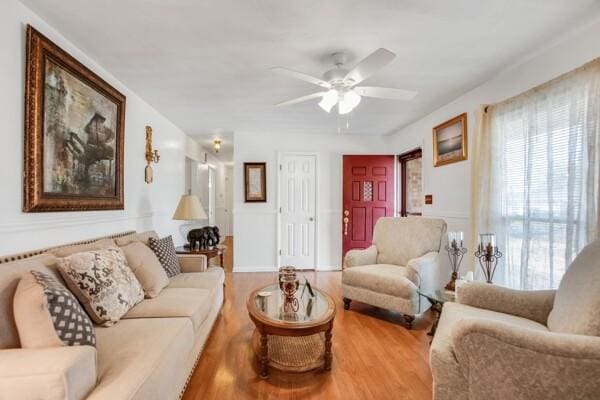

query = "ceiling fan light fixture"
(318, 89), (339, 113)
(338, 90), (361, 115)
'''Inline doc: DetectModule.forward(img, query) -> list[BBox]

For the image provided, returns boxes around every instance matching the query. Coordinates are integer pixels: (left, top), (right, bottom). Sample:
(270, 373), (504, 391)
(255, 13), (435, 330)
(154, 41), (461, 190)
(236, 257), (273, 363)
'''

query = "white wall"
(388, 16), (600, 271)
(233, 131), (391, 272)
(0, 0), (201, 254)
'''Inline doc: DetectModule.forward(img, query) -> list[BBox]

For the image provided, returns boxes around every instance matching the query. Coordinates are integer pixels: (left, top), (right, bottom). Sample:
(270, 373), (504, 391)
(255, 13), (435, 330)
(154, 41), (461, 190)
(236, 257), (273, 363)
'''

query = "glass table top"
(418, 288), (456, 304)
(253, 283), (332, 323)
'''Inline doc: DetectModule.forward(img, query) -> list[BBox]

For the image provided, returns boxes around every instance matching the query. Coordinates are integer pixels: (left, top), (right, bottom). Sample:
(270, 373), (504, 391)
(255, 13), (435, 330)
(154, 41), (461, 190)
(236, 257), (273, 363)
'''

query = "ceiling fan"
(272, 48), (417, 115)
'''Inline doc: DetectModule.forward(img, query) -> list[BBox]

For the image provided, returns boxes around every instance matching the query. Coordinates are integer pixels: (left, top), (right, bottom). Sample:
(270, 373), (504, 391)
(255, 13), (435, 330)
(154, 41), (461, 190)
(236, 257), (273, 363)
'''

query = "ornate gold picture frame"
(432, 113), (467, 167)
(24, 26), (126, 212)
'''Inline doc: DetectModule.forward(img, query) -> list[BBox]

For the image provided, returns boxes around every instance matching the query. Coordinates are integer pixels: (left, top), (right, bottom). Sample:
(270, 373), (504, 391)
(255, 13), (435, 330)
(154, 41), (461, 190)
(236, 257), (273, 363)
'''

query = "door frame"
(277, 152), (319, 269)
(208, 165), (217, 225)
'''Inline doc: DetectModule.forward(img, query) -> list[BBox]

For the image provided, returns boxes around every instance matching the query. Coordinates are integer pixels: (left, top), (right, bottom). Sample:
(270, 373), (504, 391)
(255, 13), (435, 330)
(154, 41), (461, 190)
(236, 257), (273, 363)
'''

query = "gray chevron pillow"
(148, 236), (181, 277)
(13, 271), (96, 347)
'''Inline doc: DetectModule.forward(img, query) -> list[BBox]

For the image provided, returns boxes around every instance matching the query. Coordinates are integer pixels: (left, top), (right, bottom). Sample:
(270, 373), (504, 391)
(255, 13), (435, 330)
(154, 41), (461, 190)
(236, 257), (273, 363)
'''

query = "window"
(479, 60), (600, 289)
(398, 149), (423, 217)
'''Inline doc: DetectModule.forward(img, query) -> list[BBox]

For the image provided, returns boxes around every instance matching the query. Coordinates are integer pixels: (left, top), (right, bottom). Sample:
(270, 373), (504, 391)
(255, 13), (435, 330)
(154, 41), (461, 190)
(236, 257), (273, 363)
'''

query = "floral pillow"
(57, 247), (144, 326)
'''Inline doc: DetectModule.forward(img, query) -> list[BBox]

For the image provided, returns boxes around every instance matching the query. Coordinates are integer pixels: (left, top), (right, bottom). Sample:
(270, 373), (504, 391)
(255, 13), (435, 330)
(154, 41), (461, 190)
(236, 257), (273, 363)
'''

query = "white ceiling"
(20, 0), (600, 136)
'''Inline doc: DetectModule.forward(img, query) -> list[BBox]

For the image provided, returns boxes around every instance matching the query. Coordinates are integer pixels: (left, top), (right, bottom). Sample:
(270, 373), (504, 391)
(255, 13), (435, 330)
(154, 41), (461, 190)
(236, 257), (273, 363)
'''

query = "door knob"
(343, 210), (349, 236)
(309, 217), (314, 222)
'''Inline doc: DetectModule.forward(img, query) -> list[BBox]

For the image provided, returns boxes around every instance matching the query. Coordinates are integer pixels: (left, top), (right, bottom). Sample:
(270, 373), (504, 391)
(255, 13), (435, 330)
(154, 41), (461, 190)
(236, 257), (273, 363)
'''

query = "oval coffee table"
(247, 282), (336, 378)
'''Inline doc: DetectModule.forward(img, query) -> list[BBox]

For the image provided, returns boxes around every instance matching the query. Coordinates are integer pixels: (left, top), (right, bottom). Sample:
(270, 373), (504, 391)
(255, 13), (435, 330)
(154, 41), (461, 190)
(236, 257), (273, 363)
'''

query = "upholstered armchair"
(430, 239), (600, 400)
(342, 217), (447, 328)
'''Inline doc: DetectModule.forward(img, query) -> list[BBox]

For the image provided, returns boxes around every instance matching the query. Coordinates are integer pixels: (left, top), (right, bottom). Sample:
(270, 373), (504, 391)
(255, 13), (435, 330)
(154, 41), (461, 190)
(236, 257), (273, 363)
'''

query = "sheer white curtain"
(472, 59), (600, 289)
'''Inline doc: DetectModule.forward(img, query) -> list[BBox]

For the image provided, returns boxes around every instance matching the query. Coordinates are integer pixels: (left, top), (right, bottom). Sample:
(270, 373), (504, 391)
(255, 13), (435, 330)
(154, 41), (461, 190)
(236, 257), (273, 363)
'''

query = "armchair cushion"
(343, 245), (377, 268)
(456, 282), (556, 325)
(342, 264), (417, 299)
(547, 239), (600, 336)
(373, 217), (446, 266)
(0, 346), (97, 400)
(451, 318), (600, 400)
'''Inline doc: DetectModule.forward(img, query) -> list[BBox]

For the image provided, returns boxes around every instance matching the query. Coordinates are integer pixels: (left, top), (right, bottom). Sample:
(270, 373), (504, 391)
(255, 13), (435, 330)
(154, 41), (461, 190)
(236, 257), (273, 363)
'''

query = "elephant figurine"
(187, 226), (220, 250)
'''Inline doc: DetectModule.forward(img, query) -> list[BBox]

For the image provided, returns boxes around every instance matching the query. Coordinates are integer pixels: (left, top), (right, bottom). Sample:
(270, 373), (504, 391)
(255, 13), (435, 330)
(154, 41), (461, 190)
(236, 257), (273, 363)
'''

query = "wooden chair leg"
(343, 298), (352, 310)
(404, 314), (415, 329)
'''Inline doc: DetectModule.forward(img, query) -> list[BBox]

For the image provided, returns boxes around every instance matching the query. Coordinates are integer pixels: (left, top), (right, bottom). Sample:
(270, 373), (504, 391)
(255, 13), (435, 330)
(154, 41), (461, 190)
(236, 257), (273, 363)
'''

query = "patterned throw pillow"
(13, 271), (96, 347)
(57, 247), (144, 326)
(148, 236), (181, 277)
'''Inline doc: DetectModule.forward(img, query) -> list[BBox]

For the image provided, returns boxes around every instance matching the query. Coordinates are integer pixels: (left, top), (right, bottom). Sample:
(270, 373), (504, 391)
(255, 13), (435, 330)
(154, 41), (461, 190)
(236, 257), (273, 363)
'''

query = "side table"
(175, 245), (226, 268)
(418, 288), (455, 339)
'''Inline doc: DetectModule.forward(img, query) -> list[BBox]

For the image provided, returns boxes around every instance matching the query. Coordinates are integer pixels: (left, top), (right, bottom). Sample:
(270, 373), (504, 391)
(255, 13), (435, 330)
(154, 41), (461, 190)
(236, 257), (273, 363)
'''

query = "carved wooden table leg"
(428, 302), (443, 339)
(324, 327), (333, 371)
(259, 332), (269, 378)
(404, 314), (415, 329)
(343, 298), (351, 310)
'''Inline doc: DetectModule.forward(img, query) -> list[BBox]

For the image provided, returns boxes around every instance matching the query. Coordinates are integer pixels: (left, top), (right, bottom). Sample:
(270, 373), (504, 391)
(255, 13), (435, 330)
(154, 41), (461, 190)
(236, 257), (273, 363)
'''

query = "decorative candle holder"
(445, 231), (467, 291)
(278, 266), (299, 313)
(474, 233), (503, 283)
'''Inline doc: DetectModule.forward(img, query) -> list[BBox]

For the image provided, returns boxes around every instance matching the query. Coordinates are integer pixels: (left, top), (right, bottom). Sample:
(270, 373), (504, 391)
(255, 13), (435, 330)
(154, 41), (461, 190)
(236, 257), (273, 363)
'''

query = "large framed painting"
(24, 25), (126, 212)
(244, 162), (267, 202)
(432, 113), (467, 167)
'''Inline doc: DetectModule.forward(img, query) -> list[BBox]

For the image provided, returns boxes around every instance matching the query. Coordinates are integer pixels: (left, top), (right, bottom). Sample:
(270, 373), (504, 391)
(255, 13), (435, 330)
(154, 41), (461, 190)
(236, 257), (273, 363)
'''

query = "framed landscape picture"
(24, 25), (126, 212)
(244, 162), (267, 202)
(432, 113), (467, 167)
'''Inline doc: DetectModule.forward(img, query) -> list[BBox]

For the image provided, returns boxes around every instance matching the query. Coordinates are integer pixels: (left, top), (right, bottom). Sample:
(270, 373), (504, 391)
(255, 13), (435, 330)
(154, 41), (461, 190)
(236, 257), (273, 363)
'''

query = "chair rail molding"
(0, 211), (164, 234)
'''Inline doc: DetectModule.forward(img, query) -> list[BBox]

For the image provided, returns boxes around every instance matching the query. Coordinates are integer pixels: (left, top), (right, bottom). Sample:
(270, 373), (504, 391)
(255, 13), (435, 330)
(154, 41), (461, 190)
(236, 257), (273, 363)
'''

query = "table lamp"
(172, 194), (208, 248)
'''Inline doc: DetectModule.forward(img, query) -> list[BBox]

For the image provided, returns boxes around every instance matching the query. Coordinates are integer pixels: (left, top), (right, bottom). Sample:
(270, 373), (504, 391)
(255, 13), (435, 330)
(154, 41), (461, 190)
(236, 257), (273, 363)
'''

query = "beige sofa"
(0, 230), (224, 400)
(342, 217), (447, 328)
(430, 239), (600, 400)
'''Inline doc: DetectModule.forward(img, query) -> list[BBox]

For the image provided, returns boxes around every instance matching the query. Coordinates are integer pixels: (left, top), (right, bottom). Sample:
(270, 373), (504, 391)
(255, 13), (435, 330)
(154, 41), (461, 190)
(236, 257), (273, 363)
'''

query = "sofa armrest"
(177, 254), (208, 272)
(452, 319), (600, 399)
(406, 251), (440, 287)
(456, 282), (556, 324)
(0, 346), (97, 400)
(343, 245), (377, 269)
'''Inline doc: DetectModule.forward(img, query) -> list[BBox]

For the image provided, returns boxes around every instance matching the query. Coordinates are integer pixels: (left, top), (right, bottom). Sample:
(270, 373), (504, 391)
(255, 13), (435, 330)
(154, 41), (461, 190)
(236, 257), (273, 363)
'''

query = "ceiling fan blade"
(275, 92), (326, 107)
(345, 48), (396, 85)
(271, 67), (331, 88)
(354, 86), (417, 100)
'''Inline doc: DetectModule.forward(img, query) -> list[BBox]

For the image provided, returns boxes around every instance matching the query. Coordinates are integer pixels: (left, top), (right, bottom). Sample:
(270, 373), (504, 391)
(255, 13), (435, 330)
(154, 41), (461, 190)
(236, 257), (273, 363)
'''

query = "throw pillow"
(120, 241), (169, 298)
(57, 247), (144, 326)
(13, 271), (96, 347)
(148, 236), (181, 277)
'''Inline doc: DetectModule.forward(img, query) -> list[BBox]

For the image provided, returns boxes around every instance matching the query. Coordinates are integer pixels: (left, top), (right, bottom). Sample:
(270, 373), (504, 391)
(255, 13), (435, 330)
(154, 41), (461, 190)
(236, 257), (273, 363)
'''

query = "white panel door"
(279, 154), (316, 269)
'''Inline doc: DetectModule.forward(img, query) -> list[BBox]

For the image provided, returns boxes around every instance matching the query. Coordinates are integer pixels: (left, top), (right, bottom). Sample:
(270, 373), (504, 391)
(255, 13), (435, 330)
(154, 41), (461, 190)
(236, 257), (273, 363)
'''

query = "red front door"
(342, 155), (395, 258)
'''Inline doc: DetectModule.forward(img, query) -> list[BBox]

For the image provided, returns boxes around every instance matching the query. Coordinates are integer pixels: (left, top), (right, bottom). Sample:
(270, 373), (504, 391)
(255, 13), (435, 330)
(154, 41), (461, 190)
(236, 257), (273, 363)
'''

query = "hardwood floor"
(183, 258), (435, 399)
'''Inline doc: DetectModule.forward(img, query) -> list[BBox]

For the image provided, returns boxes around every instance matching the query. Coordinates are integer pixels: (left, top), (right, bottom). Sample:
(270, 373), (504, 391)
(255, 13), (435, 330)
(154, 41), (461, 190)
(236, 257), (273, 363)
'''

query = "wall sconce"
(213, 139), (221, 153)
(145, 126), (160, 183)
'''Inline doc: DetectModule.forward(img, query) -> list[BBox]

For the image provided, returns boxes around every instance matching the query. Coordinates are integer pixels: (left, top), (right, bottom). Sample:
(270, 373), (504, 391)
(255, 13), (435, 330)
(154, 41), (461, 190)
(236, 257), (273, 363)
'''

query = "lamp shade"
(172, 194), (208, 220)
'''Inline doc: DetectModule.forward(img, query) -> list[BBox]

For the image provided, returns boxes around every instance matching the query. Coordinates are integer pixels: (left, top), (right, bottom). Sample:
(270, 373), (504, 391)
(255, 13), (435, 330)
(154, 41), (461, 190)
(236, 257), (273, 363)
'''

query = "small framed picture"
(432, 113), (467, 167)
(244, 162), (267, 202)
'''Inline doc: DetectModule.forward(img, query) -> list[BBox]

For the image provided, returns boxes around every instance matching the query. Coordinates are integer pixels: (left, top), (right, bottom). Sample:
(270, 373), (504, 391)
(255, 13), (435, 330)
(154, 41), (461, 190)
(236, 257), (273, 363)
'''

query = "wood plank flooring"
(183, 240), (434, 400)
